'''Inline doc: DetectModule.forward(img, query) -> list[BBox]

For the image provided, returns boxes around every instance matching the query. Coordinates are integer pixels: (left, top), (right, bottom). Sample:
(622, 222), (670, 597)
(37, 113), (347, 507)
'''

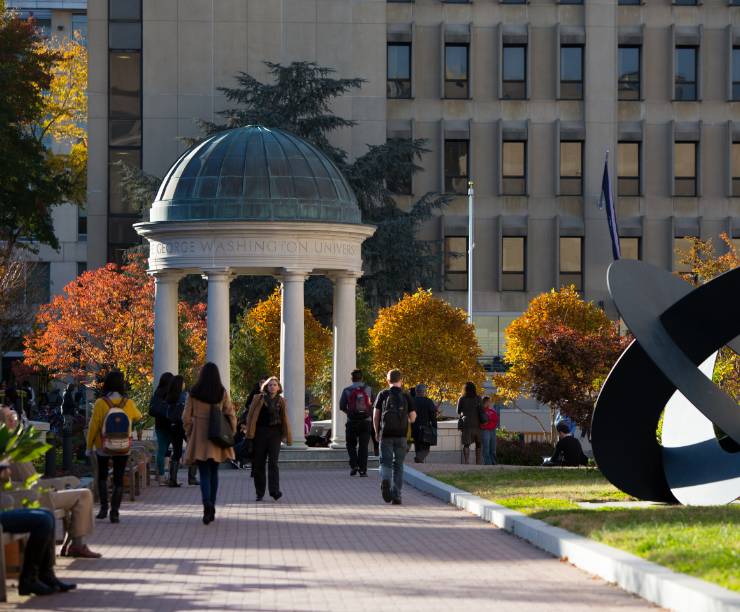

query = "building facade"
(87, 0), (740, 367)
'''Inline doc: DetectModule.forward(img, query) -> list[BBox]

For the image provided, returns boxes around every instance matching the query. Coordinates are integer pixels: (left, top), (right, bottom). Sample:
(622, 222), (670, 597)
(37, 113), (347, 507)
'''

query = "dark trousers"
(170, 425), (185, 462)
(252, 426), (282, 497)
(97, 454), (127, 490)
(346, 420), (371, 471)
(197, 459), (219, 505)
(0, 509), (55, 579)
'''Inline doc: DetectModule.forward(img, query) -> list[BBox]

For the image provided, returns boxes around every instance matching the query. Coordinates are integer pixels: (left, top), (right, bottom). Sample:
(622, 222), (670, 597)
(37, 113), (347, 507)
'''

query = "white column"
(330, 273), (358, 448)
(280, 270), (308, 446)
(152, 271), (181, 382)
(204, 269), (232, 393)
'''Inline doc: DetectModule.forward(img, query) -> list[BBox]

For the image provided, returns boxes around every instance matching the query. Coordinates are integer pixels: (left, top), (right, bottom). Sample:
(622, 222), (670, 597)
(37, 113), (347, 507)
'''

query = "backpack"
(166, 393), (186, 423)
(347, 386), (371, 420)
(380, 389), (409, 438)
(101, 397), (132, 455)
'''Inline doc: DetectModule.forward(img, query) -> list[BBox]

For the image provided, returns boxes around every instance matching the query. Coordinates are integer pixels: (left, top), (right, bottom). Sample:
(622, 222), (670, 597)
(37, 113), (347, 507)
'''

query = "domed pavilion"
(135, 126), (375, 446)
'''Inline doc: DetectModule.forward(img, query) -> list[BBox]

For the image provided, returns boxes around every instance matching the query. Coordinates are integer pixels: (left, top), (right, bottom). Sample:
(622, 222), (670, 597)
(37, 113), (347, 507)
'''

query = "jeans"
(346, 419), (371, 472)
(197, 459), (219, 505)
(155, 427), (172, 475)
(481, 429), (497, 465)
(252, 426), (282, 497)
(379, 437), (407, 499)
(0, 509), (55, 578)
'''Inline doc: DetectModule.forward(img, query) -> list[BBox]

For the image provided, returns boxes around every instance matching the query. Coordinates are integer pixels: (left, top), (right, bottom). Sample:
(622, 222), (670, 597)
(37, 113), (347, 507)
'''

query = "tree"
(0, 5), (70, 262)
(243, 288), (332, 389)
(121, 62), (450, 309)
(675, 234), (739, 406)
(0, 256), (38, 356)
(368, 289), (486, 403)
(494, 286), (627, 431)
(229, 321), (268, 406)
(22, 256), (206, 407)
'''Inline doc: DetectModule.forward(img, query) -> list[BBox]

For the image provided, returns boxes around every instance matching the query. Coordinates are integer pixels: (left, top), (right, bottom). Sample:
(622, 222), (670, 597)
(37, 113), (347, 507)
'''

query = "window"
(559, 237), (583, 291)
(502, 237), (526, 291)
(619, 0), (640, 5)
(619, 237), (640, 260)
(560, 45), (584, 100)
(387, 43), (411, 99)
(78, 208), (87, 240)
(28, 262), (50, 304)
(445, 44), (469, 99)
(732, 237), (740, 253)
(733, 47), (740, 100)
(77, 261), (87, 277)
(109, 53), (141, 118)
(444, 236), (468, 291)
(674, 237), (695, 273)
(387, 138), (412, 195)
(674, 142), (697, 196)
(560, 141), (583, 195)
(618, 46), (640, 100)
(72, 14), (88, 45)
(673, 0), (697, 5)
(109, 149), (141, 214)
(444, 140), (469, 194)
(733, 143), (740, 197)
(618, 142), (640, 196)
(675, 46), (698, 101)
(501, 0), (526, 4)
(109, 0), (141, 20)
(502, 45), (526, 100)
(502, 141), (526, 195)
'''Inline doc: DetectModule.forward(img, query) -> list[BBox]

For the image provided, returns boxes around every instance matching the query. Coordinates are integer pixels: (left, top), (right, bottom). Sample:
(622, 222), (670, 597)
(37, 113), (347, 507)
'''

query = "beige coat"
(244, 393), (292, 445)
(183, 392), (236, 464)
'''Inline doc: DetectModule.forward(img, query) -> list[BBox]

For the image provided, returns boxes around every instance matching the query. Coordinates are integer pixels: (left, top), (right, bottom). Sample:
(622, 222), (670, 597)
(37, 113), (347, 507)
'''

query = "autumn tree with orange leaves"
(23, 256), (206, 407)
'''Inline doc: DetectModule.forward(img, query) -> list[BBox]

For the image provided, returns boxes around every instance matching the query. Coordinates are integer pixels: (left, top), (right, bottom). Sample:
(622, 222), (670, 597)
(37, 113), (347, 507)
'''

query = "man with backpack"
(373, 369), (416, 505)
(339, 369), (373, 477)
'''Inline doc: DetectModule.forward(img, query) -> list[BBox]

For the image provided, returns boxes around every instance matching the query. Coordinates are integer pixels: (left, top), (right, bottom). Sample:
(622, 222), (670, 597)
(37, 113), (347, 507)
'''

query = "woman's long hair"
(260, 376), (283, 396)
(102, 371), (126, 396)
(165, 375), (185, 405)
(190, 362), (225, 405)
(463, 381), (477, 398)
(154, 372), (174, 399)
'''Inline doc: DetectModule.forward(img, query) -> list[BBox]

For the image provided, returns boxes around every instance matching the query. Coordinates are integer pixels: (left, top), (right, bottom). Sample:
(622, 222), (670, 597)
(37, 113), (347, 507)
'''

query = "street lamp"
(467, 180), (475, 324)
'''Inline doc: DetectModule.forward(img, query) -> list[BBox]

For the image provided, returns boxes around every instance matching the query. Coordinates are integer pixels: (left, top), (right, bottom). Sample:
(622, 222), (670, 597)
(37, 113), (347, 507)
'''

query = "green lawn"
(433, 468), (740, 593)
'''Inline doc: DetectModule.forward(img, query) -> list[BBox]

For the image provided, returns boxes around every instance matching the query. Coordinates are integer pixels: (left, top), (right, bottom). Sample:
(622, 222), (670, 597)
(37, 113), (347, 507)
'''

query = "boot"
(202, 502), (214, 525)
(167, 460), (181, 487)
(188, 465), (199, 485)
(462, 447), (470, 464)
(18, 570), (55, 596)
(109, 485), (123, 523)
(475, 446), (482, 465)
(96, 480), (108, 519)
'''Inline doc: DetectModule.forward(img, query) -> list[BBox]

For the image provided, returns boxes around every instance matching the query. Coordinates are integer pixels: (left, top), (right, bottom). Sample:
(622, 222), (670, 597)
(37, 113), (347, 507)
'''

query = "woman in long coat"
(244, 376), (292, 501)
(183, 362), (236, 524)
(457, 381), (482, 465)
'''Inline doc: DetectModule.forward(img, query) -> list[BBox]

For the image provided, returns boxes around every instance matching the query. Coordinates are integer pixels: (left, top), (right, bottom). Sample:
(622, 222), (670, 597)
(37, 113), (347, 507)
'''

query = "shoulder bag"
(208, 402), (234, 448)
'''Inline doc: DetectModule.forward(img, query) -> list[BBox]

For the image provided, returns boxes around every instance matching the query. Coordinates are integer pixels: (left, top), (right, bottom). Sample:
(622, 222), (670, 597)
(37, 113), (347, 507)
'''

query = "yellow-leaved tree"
(245, 288), (332, 388)
(369, 289), (485, 402)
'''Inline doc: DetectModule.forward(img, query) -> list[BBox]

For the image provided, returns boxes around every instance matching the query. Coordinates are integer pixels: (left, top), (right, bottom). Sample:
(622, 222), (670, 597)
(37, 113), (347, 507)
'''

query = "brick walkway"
(5, 469), (657, 611)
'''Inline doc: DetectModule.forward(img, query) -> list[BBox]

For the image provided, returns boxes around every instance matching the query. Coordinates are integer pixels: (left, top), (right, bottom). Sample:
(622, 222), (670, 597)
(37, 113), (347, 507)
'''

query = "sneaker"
(350, 468), (358, 476)
(391, 497), (402, 505)
(381, 480), (392, 503)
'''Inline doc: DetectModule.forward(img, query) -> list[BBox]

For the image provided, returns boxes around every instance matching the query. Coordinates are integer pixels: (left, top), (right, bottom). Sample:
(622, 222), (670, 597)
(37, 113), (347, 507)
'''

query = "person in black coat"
(411, 384), (437, 463)
(545, 421), (589, 466)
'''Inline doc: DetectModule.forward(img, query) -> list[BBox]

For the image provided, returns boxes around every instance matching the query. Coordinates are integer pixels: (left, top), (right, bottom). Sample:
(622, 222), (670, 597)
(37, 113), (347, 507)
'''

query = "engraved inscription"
(152, 238), (357, 258)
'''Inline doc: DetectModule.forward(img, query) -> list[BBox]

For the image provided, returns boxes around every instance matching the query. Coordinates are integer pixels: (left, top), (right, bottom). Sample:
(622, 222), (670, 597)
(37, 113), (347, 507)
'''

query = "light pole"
(467, 180), (475, 324)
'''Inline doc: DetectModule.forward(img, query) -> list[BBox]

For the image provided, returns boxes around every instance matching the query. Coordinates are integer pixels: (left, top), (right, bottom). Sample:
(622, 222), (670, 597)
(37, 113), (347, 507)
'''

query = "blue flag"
(599, 154), (621, 260)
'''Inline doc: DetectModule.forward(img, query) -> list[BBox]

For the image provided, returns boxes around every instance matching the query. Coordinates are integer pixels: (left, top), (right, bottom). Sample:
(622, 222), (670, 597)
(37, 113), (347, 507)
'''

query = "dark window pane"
(109, 119), (141, 146)
(72, 14), (88, 44)
(109, 22), (141, 49)
(501, 274), (525, 291)
(673, 0), (697, 4)
(674, 178), (696, 196)
(618, 178), (640, 196)
(560, 273), (583, 291)
(502, 81), (526, 99)
(109, 52), (141, 118)
(675, 47), (697, 100)
(733, 143), (740, 181)
(109, 0), (141, 20)
(28, 262), (50, 304)
(619, 0), (641, 4)
(444, 140), (469, 194)
(388, 43), (410, 79)
(501, 0), (527, 3)
(618, 46), (641, 100)
(560, 46), (583, 82)
(387, 80), (412, 98)
(503, 46), (525, 81)
(109, 149), (141, 214)
(445, 44), (469, 97)
(78, 208), (87, 238)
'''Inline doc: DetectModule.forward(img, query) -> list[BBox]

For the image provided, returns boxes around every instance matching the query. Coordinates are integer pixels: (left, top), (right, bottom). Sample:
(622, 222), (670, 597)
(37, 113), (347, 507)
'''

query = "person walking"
(150, 372), (174, 485)
(479, 396), (500, 465)
(86, 371), (142, 523)
(244, 376), (292, 501)
(183, 363), (236, 524)
(373, 369), (416, 505)
(457, 381), (483, 465)
(411, 384), (437, 464)
(339, 369), (373, 477)
(164, 375), (186, 487)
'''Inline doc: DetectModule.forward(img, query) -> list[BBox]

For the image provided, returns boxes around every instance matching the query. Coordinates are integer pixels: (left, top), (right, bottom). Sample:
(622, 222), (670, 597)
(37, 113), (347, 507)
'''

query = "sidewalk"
(4, 469), (657, 611)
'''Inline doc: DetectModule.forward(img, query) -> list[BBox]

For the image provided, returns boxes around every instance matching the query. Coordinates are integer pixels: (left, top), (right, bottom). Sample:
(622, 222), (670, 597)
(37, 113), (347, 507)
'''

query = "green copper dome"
(149, 126), (361, 224)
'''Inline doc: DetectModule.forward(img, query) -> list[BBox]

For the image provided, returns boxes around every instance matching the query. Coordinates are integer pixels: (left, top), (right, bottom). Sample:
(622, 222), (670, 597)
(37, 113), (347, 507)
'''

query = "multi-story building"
(86, 0), (740, 369)
(2, 1), (87, 378)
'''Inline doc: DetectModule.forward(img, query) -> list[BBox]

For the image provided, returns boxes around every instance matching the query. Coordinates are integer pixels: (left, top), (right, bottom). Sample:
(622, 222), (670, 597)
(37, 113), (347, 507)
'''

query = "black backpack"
(380, 389), (409, 437)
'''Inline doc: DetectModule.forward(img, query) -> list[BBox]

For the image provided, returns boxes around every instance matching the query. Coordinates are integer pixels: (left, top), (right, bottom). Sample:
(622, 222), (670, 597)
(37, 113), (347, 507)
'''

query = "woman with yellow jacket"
(183, 362), (236, 524)
(86, 371), (142, 523)
(245, 376), (292, 502)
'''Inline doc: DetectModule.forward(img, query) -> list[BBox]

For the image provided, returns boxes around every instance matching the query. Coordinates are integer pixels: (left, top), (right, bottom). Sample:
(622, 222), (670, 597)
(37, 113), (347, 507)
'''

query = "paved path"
(5, 469), (657, 611)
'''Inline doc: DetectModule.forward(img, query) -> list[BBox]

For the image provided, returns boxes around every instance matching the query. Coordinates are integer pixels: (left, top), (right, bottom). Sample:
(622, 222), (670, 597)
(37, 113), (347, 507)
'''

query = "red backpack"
(347, 386), (371, 420)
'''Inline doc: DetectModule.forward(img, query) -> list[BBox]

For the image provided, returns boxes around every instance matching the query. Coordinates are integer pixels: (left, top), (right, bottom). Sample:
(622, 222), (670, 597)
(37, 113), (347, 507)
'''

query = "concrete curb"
(404, 466), (740, 612)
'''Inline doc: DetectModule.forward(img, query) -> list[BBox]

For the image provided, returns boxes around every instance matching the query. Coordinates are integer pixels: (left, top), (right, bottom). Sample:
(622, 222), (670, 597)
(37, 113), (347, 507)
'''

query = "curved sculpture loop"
(591, 261), (740, 505)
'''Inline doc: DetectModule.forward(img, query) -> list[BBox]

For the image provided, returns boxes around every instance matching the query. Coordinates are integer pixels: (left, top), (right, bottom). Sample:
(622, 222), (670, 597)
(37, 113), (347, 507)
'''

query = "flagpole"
(467, 180), (474, 324)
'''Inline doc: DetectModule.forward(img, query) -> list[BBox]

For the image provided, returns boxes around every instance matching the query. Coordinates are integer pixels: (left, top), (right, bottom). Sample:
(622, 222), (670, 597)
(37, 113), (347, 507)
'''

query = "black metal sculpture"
(591, 261), (740, 505)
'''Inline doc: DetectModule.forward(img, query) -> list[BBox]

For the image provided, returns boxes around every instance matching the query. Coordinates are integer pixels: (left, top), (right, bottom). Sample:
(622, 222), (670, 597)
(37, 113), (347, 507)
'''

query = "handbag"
(457, 415), (465, 431)
(208, 403), (234, 448)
